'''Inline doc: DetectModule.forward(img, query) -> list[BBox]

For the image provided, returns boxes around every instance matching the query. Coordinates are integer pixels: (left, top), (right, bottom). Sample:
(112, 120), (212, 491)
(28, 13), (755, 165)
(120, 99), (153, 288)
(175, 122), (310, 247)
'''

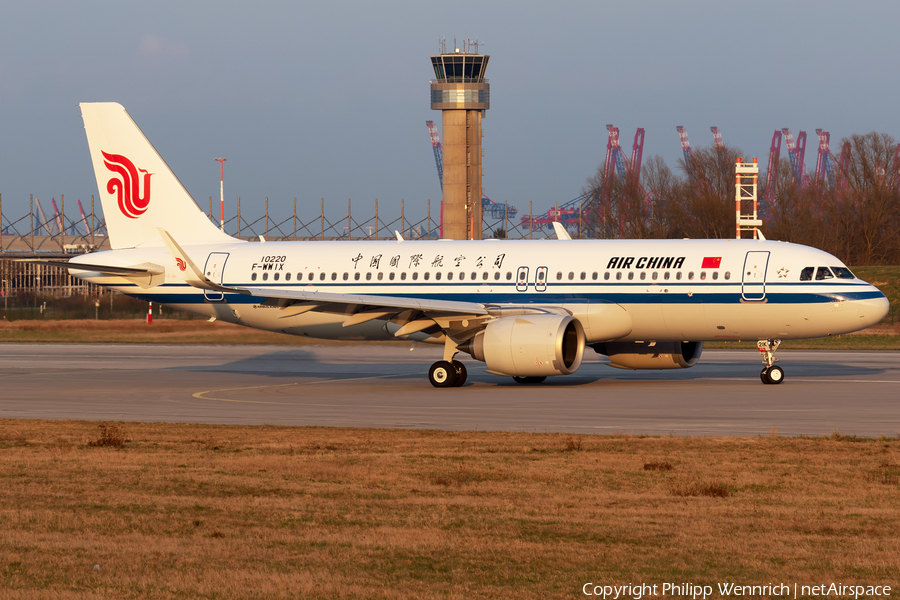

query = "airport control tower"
(430, 40), (489, 240)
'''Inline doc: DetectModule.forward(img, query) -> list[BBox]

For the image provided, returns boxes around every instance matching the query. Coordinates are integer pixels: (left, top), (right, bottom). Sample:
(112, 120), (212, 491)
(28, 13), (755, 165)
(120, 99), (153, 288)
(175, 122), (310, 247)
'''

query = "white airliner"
(35, 103), (890, 386)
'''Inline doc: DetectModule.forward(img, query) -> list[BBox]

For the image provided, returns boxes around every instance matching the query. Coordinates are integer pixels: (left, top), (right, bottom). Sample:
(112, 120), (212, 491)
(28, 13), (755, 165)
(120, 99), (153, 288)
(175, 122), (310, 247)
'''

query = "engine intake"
(597, 341), (703, 370)
(466, 314), (585, 377)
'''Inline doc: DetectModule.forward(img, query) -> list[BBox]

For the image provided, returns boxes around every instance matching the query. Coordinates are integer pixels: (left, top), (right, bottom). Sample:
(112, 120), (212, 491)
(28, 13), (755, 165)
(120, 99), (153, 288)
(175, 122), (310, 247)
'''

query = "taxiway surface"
(1, 343), (897, 437)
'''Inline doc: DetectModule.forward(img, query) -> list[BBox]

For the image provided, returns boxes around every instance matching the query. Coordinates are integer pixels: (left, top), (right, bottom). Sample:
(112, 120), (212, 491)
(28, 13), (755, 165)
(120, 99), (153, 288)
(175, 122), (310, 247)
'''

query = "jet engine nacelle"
(599, 341), (703, 370)
(467, 314), (585, 377)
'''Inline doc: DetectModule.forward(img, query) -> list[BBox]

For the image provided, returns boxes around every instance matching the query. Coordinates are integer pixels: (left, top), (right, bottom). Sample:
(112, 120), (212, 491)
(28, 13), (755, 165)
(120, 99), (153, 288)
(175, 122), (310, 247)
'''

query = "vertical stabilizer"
(80, 102), (234, 249)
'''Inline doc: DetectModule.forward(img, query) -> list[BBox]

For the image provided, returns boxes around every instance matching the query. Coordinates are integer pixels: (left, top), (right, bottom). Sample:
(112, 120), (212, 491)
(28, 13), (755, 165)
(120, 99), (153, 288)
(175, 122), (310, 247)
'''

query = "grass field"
(2, 318), (899, 350)
(1, 420), (898, 599)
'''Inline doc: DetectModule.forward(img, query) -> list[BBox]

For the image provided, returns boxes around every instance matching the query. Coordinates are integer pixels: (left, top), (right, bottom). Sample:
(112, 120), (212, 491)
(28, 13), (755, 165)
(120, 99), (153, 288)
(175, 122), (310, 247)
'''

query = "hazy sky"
(2, 1), (899, 227)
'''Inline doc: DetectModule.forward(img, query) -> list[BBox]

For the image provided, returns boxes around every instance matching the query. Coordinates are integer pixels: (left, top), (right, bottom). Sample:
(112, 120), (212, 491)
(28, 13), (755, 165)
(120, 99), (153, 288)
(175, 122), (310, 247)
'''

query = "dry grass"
(0, 319), (409, 346)
(86, 423), (127, 448)
(1, 420), (898, 599)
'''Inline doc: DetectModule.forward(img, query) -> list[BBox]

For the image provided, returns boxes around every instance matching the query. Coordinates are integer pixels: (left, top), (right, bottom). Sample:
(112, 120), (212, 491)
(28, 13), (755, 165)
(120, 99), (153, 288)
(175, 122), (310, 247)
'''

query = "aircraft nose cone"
(855, 291), (890, 329)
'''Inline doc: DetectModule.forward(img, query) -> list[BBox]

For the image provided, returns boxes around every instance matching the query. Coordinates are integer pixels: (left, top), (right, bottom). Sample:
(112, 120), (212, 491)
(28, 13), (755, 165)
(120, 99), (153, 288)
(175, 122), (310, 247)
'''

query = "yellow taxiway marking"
(193, 374), (406, 403)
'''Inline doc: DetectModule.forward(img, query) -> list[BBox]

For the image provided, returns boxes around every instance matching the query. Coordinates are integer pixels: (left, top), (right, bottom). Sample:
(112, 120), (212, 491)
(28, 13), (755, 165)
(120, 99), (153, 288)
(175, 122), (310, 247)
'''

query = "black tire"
(766, 365), (785, 384)
(513, 376), (547, 384)
(760, 367), (769, 383)
(429, 361), (457, 388)
(451, 361), (467, 387)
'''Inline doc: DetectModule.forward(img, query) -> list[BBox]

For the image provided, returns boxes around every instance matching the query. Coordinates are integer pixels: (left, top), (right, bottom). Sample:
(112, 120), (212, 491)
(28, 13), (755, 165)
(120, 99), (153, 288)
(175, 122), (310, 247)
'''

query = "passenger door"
(741, 251), (769, 301)
(203, 252), (230, 302)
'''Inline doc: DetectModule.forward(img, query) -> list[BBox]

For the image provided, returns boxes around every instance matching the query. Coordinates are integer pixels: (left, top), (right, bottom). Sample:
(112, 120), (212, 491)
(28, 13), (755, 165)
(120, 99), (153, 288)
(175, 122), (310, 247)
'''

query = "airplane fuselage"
(61, 102), (891, 386)
(70, 237), (887, 344)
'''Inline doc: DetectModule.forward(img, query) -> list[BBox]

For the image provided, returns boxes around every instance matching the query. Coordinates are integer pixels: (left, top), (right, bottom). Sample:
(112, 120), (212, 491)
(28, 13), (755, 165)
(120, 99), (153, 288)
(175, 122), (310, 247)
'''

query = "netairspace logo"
(582, 582), (893, 599)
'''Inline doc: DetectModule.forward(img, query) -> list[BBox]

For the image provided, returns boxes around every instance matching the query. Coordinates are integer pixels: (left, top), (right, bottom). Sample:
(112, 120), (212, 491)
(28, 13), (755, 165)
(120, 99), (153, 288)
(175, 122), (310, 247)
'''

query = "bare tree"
(674, 144), (744, 239)
(828, 132), (900, 264)
(763, 158), (829, 249)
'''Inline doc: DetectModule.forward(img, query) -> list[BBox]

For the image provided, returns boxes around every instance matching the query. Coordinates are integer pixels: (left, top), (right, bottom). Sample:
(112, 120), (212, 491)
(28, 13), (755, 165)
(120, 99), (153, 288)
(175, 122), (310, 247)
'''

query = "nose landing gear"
(758, 339), (784, 384)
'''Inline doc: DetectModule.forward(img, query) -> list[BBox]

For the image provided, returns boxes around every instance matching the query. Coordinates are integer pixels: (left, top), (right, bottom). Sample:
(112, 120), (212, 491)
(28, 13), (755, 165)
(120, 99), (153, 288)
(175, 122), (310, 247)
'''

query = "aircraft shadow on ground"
(167, 349), (886, 386)
(488, 359), (885, 386)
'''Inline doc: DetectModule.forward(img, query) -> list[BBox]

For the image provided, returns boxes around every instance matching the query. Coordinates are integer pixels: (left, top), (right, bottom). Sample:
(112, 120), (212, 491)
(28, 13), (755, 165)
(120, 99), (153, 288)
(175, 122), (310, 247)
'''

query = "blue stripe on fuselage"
(118, 282), (883, 306)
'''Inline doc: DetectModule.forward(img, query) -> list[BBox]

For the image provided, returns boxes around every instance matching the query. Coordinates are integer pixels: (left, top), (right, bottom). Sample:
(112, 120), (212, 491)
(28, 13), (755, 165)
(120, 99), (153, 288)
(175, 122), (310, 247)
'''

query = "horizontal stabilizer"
(18, 259), (167, 289)
(18, 259), (163, 276)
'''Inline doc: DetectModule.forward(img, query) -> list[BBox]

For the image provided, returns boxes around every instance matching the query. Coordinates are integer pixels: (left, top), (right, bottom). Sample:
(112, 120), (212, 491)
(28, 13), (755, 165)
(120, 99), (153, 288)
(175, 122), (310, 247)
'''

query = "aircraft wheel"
(429, 361), (457, 388)
(760, 368), (769, 383)
(451, 361), (467, 387)
(513, 376), (547, 384)
(765, 365), (785, 385)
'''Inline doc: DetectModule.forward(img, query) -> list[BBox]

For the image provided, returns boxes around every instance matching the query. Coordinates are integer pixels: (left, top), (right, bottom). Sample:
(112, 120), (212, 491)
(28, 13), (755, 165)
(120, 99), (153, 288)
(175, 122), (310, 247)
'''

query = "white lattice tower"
(735, 157), (763, 239)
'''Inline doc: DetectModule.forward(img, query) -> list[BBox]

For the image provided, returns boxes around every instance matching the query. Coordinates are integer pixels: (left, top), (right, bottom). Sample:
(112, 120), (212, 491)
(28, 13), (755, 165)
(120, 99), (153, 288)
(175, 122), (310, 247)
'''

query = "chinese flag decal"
(701, 257), (722, 268)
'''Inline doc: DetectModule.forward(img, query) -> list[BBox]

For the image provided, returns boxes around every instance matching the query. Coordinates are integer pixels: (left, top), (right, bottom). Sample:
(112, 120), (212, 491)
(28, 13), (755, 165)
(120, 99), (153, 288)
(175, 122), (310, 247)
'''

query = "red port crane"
(781, 129), (808, 185)
(676, 126), (693, 165)
(425, 120), (443, 190)
(765, 130), (782, 203)
(710, 126), (724, 149)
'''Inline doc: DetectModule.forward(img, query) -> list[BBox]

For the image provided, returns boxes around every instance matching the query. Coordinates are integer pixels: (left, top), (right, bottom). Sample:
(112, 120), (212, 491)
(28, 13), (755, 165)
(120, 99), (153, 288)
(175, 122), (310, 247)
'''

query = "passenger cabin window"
(506, 272), (513, 280)
(712, 271), (718, 280)
(389, 272), (395, 280)
(604, 272), (610, 280)
(482, 272), (489, 280)
(274, 273), (280, 281)
(435, 272), (442, 280)
(592, 272), (598, 280)
(285, 273), (291, 281)
(251, 273), (257, 281)
(412, 272), (418, 281)
(832, 266), (855, 279)
(640, 272), (646, 280)
(319, 273), (325, 281)
(378, 273), (384, 281)
(342, 273), (348, 281)
(423, 272), (429, 280)
(616, 272), (622, 280)
(354, 273), (360, 281)
(627, 272), (634, 280)
(724, 271), (731, 280)
(366, 273), (372, 281)
(815, 267), (834, 280)
(799, 267), (815, 281)
(262, 273), (268, 281)
(494, 272), (500, 280)
(400, 273), (406, 281)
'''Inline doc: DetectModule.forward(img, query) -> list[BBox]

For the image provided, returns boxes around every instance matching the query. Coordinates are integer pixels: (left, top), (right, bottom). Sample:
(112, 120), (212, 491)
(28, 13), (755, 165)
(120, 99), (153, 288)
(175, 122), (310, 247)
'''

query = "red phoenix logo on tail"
(102, 151), (153, 219)
(175, 258), (187, 271)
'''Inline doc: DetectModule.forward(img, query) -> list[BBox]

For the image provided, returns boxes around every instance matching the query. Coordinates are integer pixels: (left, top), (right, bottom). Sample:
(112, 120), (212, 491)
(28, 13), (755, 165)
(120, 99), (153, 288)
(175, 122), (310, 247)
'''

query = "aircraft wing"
(241, 286), (489, 316)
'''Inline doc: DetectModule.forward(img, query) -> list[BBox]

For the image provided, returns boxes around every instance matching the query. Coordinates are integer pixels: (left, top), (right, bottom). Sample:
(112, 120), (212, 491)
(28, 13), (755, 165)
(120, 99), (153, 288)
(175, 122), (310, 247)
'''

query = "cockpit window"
(815, 267), (834, 280)
(799, 267), (814, 281)
(831, 266), (855, 279)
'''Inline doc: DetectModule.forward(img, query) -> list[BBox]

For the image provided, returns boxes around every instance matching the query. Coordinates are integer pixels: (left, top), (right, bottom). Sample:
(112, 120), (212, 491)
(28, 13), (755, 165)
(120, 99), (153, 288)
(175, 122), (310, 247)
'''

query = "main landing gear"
(428, 338), (468, 388)
(428, 360), (467, 387)
(758, 339), (784, 385)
